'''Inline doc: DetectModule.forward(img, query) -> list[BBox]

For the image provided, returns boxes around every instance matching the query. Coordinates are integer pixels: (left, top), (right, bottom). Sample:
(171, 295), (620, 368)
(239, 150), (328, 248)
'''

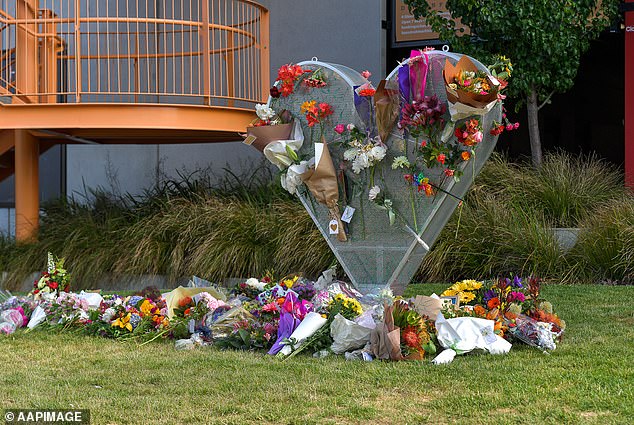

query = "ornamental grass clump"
(571, 196), (634, 283)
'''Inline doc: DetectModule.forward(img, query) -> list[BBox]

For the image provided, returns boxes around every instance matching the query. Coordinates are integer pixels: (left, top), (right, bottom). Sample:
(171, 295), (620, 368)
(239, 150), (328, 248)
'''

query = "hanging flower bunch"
(340, 124), (386, 174)
(455, 119), (483, 147)
(303, 68), (327, 88)
(448, 69), (493, 96)
(356, 82), (376, 97)
(399, 94), (446, 141)
(301, 100), (334, 127)
(275, 63), (310, 97)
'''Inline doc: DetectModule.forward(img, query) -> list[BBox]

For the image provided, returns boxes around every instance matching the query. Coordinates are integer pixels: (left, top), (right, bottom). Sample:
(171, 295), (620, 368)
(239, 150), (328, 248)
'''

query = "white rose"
(343, 148), (357, 162)
(370, 145), (386, 162)
(255, 104), (276, 121)
(245, 277), (266, 291)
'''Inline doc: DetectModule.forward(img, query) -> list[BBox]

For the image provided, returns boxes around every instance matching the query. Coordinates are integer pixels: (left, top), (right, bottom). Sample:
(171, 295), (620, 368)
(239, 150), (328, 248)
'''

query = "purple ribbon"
(398, 64), (410, 104)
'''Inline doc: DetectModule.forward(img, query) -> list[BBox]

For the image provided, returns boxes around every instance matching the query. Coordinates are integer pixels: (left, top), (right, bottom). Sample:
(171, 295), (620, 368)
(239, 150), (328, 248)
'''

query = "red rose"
(33, 289), (39, 294)
(49, 282), (59, 290)
(269, 86), (280, 98)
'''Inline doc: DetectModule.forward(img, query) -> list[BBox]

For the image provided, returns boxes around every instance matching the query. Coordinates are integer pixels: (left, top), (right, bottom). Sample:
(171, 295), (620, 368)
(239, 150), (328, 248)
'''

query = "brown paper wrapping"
(245, 123), (293, 152)
(300, 139), (347, 242)
(370, 304), (404, 361)
(373, 79), (400, 144)
(412, 295), (442, 320)
(443, 56), (499, 109)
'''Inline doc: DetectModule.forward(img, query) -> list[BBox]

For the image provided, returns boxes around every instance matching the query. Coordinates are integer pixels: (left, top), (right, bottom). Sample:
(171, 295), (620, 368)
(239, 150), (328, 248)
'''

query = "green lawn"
(1, 284), (633, 424)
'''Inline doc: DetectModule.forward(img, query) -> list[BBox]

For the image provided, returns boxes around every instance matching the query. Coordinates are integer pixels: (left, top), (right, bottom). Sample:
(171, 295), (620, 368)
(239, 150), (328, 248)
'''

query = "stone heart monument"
(247, 51), (503, 295)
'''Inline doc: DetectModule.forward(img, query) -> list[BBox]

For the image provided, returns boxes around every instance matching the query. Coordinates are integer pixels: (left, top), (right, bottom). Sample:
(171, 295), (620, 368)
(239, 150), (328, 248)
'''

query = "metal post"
(75, 0), (82, 102)
(625, 0), (634, 188)
(14, 130), (39, 242)
(259, 8), (270, 103)
(201, 0), (211, 105)
(15, 0), (38, 102)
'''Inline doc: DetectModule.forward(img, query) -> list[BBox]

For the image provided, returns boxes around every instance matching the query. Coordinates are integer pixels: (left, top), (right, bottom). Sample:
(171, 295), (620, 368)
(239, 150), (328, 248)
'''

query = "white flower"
(346, 123), (356, 131)
(391, 155), (411, 169)
(343, 148), (357, 162)
(352, 153), (369, 174)
(281, 160), (310, 194)
(245, 277), (266, 291)
(101, 308), (116, 322)
(368, 186), (381, 201)
(369, 145), (386, 162)
(255, 104), (276, 121)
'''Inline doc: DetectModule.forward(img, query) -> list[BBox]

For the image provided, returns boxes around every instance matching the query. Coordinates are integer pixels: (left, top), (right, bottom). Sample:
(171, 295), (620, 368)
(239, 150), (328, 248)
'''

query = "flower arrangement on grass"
(29, 253), (71, 300)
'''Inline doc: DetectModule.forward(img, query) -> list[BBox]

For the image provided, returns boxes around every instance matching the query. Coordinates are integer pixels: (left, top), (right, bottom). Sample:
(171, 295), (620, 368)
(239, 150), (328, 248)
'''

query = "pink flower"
(474, 131), (483, 143)
(506, 124), (514, 131)
(346, 123), (355, 131)
(262, 302), (278, 312)
(513, 122), (520, 129)
(334, 124), (345, 134)
(444, 168), (454, 177)
(361, 70), (371, 79)
(420, 140), (427, 147)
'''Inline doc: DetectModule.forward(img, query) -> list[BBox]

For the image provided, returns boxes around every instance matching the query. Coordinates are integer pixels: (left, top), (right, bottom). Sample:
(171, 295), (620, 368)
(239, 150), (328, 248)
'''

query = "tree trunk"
(527, 86), (543, 168)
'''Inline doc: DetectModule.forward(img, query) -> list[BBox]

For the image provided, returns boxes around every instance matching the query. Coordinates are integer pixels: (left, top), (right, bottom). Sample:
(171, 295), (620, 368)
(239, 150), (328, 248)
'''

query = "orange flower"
(461, 151), (471, 161)
(486, 307), (499, 321)
(301, 100), (317, 114)
(178, 296), (192, 308)
(487, 297), (500, 310)
(474, 305), (486, 317)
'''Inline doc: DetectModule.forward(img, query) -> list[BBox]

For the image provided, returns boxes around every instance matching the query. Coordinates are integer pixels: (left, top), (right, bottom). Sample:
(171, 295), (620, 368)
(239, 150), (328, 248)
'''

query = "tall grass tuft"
(571, 196), (634, 282)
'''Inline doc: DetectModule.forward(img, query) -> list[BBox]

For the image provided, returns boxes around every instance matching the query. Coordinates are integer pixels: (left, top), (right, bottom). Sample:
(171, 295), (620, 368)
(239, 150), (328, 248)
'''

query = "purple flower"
(482, 289), (497, 303)
(512, 276), (524, 288)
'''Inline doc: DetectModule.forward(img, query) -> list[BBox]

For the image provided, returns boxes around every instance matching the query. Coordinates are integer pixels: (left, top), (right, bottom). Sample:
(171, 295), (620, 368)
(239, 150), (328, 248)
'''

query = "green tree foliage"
(404, 0), (620, 167)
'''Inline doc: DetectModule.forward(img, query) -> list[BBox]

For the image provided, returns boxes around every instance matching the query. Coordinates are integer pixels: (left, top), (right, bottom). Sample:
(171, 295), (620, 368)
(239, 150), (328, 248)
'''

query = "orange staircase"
(0, 0), (269, 241)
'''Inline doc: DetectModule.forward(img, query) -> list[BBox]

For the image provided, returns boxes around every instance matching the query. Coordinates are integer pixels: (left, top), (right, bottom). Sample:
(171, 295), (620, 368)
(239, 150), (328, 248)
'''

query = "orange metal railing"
(0, 0), (269, 109)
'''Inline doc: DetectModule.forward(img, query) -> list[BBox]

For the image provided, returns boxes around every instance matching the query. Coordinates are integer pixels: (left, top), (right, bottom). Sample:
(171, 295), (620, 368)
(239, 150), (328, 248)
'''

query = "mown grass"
(1, 284), (633, 424)
(0, 152), (632, 289)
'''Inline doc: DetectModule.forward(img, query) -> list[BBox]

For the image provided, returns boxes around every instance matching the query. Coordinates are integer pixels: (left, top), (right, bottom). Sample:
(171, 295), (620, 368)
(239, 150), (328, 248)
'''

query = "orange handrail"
(0, 0), (269, 108)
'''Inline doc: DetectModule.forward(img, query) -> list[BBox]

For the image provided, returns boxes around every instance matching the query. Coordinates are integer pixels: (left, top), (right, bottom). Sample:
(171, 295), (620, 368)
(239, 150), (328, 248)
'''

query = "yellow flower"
(300, 100), (316, 114)
(140, 300), (154, 317)
(283, 276), (299, 289)
(112, 313), (133, 332)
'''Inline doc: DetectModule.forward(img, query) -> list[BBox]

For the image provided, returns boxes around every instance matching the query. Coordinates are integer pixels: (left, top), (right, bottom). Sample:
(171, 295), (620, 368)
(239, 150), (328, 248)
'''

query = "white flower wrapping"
(280, 312), (328, 356)
(432, 312), (512, 364)
(330, 313), (374, 354)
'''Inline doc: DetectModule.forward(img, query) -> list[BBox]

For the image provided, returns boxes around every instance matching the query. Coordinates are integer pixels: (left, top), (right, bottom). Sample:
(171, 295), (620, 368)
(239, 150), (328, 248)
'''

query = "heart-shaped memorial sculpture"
(246, 51), (503, 295)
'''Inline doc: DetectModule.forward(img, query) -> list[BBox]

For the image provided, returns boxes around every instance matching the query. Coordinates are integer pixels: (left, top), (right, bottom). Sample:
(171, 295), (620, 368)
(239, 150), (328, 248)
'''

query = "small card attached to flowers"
(341, 206), (355, 224)
(329, 219), (339, 235)
(242, 134), (257, 146)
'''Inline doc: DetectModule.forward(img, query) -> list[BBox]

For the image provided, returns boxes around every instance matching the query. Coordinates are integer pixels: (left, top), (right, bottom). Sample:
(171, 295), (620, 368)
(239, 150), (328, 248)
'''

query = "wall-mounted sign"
(393, 0), (468, 45)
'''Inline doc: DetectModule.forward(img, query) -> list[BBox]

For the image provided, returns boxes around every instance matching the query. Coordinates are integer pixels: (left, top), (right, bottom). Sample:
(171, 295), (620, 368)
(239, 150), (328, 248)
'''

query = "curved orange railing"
(0, 0), (269, 109)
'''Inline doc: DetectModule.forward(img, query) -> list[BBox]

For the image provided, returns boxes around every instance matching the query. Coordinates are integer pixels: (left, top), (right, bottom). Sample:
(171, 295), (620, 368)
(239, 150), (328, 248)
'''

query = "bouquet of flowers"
(30, 253), (71, 300)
